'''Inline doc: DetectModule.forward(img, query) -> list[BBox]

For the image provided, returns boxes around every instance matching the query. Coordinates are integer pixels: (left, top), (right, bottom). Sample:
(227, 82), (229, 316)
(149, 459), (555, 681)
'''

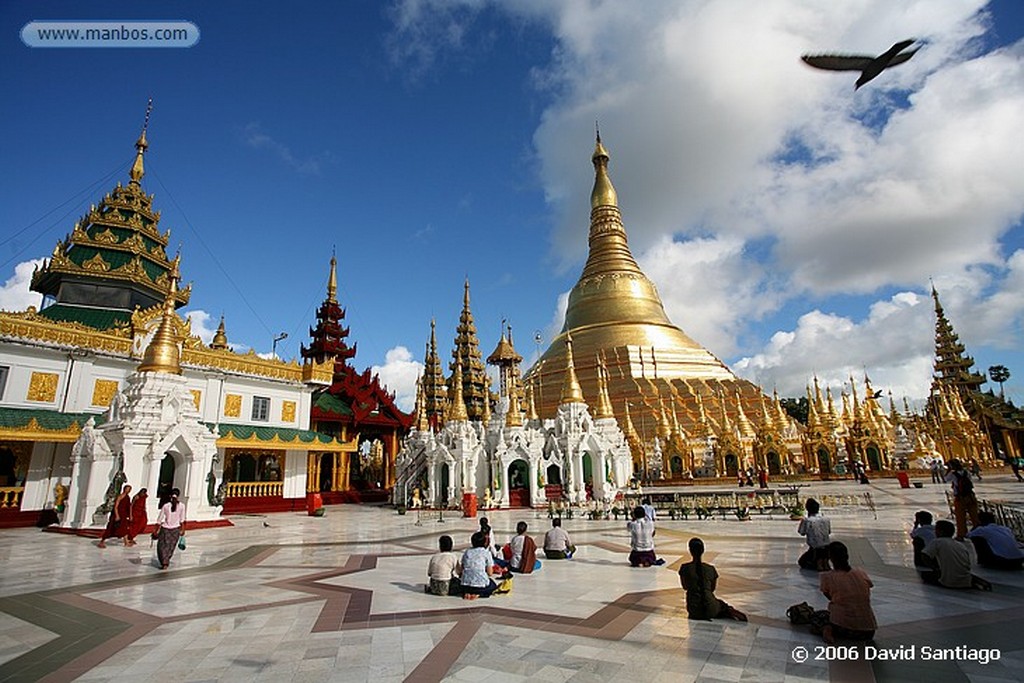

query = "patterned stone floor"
(1, 475), (1022, 682)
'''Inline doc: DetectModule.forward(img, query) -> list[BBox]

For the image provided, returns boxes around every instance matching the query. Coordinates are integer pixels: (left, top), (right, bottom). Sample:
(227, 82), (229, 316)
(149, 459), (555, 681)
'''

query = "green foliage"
(780, 397), (809, 424)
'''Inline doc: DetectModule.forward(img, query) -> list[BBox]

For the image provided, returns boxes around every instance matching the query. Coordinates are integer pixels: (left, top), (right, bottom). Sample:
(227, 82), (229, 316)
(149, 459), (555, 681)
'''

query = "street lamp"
(272, 332), (288, 358)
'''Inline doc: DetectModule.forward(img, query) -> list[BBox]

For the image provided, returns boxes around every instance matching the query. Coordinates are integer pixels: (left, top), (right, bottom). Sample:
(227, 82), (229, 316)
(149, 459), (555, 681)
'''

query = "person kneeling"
(460, 531), (499, 599)
(678, 538), (747, 621)
(921, 520), (992, 590)
(425, 535), (461, 596)
(817, 541), (876, 644)
(967, 512), (1024, 570)
(543, 518), (576, 559)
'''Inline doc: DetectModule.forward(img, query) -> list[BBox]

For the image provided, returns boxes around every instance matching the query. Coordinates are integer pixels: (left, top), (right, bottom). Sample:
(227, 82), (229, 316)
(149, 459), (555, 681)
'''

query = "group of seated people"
(426, 517), (580, 600)
(911, 509), (1022, 590)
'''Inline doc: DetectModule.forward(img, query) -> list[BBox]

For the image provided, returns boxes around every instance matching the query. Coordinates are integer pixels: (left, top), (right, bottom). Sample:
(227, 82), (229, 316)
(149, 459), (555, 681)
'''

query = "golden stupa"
(525, 134), (771, 451)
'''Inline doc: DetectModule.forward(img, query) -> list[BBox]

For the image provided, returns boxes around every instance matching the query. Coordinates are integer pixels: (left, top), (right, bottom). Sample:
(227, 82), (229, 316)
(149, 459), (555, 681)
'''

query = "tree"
(780, 397), (809, 425)
(988, 365), (1011, 398)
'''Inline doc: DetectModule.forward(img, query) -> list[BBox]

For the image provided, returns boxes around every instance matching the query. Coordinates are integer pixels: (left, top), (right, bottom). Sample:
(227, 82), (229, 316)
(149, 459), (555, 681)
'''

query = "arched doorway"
(670, 455), (683, 477)
(817, 447), (832, 475)
(545, 463), (563, 502)
(724, 453), (739, 478)
(866, 445), (882, 472)
(582, 453), (594, 500)
(158, 454), (177, 503)
(507, 460), (530, 507)
(766, 451), (782, 476)
(319, 453), (334, 492)
(439, 463), (450, 507)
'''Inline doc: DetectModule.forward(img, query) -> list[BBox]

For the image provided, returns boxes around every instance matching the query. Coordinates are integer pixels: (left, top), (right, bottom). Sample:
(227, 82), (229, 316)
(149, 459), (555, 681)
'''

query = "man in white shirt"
(426, 535), (461, 596)
(797, 498), (832, 571)
(922, 520), (990, 590)
(543, 518), (576, 559)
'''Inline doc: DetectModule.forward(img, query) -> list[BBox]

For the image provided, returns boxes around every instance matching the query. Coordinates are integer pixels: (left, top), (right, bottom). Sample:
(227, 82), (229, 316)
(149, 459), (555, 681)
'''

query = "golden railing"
(225, 482), (283, 498)
(0, 487), (24, 509)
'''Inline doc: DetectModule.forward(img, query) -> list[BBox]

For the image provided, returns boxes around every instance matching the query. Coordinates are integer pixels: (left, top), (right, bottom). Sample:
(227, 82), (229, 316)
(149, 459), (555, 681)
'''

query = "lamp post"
(272, 332), (288, 359)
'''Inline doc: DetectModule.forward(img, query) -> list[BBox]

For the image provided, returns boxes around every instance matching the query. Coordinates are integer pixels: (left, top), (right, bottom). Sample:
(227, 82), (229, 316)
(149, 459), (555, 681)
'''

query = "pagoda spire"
(450, 279), (488, 420)
(421, 319), (448, 429)
(129, 98), (152, 187)
(327, 251), (338, 303)
(593, 353), (615, 419)
(138, 253), (182, 374)
(525, 380), (539, 422)
(559, 333), (585, 405)
(930, 286), (985, 398)
(414, 376), (428, 431)
(209, 315), (228, 350)
(447, 362), (469, 422)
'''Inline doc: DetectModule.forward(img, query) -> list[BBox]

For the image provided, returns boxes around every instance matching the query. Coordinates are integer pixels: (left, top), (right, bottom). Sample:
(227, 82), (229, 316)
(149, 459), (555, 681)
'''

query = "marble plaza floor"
(1, 476), (1023, 683)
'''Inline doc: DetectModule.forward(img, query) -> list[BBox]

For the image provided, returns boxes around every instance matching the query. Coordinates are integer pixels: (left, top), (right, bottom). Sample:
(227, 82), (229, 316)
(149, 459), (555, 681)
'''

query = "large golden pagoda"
(525, 135), (775, 458)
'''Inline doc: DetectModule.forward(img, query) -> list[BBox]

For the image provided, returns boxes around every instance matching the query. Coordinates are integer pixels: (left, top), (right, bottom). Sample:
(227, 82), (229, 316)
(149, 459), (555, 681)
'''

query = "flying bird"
(802, 39), (919, 89)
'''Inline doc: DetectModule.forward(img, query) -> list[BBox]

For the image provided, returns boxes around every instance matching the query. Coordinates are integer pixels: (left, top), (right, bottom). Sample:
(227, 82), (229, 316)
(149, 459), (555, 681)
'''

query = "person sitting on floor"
(797, 498), (832, 571)
(543, 518), (576, 559)
(425, 535), (461, 596)
(910, 510), (936, 569)
(817, 541), (877, 644)
(678, 538), (747, 621)
(627, 506), (664, 567)
(967, 512), (1024, 570)
(921, 520), (992, 590)
(460, 531), (499, 600)
(506, 521), (539, 573)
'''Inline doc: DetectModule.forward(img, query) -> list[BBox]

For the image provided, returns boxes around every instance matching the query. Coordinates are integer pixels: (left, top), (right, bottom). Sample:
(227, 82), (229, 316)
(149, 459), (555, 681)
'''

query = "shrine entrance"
(158, 454), (176, 503)
(670, 455), (683, 477)
(507, 460), (530, 507)
(545, 464), (563, 501)
(817, 447), (832, 475)
(767, 451), (782, 476)
(724, 453), (739, 478)
(866, 445), (882, 472)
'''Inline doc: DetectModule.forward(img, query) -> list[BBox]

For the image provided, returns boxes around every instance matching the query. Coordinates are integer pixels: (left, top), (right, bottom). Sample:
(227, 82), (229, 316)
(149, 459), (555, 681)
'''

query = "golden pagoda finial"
(505, 376), (522, 427)
(415, 376), (428, 431)
(327, 251), (338, 303)
(447, 362), (468, 422)
(481, 373), (493, 424)
(559, 334), (586, 404)
(590, 129), (618, 209)
(129, 98), (153, 187)
(210, 315), (228, 350)
(526, 381), (539, 422)
(138, 251), (182, 374)
(593, 352), (615, 419)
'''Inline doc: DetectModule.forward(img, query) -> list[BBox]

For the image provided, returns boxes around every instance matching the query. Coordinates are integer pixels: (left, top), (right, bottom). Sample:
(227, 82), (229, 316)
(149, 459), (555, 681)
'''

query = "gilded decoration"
(185, 346), (305, 382)
(301, 358), (333, 384)
(0, 310), (133, 353)
(91, 379), (119, 407)
(190, 389), (202, 410)
(27, 372), (59, 403)
(281, 400), (296, 423)
(224, 394), (242, 418)
(0, 418), (83, 443)
(81, 253), (111, 272)
(93, 228), (119, 244)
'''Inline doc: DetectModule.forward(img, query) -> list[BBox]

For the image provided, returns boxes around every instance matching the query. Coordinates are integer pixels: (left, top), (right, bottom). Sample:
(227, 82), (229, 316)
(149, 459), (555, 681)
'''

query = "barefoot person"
(155, 488), (185, 570)
(97, 484), (132, 548)
(818, 541), (876, 644)
(678, 538), (747, 621)
(627, 506), (663, 567)
(126, 488), (148, 547)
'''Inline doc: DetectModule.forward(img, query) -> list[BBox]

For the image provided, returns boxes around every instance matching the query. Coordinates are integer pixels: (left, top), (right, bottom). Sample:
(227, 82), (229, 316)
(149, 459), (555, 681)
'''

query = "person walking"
(98, 484), (132, 548)
(944, 459), (979, 538)
(155, 488), (185, 570)
(126, 488), (148, 547)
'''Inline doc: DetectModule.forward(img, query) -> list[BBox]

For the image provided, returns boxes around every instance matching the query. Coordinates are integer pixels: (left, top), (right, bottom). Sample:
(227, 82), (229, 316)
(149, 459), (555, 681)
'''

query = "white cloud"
(0, 259), (44, 312)
(242, 123), (328, 174)
(389, 1), (1024, 400)
(371, 345), (424, 411)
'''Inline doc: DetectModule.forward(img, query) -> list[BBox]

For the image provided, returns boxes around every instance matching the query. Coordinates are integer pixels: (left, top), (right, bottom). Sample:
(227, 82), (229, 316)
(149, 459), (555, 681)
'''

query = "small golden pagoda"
(525, 134), (784, 475)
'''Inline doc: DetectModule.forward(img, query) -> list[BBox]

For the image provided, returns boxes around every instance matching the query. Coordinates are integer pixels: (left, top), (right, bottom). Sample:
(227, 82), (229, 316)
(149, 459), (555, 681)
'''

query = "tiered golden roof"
(449, 280), (488, 420)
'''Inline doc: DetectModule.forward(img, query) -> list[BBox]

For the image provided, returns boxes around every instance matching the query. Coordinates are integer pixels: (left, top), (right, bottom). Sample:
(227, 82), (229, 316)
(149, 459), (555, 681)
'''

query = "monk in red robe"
(98, 484), (132, 548)
(127, 488), (149, 546)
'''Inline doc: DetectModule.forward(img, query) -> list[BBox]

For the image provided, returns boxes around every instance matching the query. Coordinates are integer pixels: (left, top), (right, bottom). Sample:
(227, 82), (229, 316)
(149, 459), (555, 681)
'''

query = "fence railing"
(225, 482), (283, 498)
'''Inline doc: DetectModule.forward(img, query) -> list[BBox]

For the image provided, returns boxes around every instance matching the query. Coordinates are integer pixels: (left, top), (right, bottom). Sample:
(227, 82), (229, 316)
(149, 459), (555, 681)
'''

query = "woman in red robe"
(127, 488), (148, 546)
(98, 484), (132, 548)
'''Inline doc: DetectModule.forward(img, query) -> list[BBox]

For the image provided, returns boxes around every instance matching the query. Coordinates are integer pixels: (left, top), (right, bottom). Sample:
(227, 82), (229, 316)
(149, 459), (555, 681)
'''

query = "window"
(0, 366), (8, 400)
(251, 396), (270, 422)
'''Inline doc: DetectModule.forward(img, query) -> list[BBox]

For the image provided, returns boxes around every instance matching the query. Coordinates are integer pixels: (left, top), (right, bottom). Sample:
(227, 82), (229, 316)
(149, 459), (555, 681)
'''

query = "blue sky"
(2, 1), (1023, 410)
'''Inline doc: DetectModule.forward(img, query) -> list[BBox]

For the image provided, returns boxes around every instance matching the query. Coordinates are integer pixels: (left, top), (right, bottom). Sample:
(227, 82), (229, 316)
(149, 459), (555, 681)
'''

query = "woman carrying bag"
(154, 488), (186, 570)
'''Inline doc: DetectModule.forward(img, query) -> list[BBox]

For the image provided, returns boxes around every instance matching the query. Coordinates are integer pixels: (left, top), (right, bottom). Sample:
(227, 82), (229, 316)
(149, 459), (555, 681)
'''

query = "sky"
(2, 0), (1023, 412)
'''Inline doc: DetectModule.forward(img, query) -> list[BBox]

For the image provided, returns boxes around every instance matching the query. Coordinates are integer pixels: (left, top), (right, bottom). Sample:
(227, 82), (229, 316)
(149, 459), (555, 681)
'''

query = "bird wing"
(801, 54), (874, 71)
(885, 47), (920, 68)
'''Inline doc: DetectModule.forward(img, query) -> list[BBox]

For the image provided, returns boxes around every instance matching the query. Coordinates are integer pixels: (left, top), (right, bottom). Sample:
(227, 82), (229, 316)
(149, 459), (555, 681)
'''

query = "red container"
(896, 471), (910, 489)
(306, 492), (323, 515)
(462, 492), (478, 518)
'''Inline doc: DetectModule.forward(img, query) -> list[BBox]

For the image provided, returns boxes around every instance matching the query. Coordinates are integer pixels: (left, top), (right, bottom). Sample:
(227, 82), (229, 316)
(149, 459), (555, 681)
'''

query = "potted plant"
(734, 506), (750, 521)
(396, 505), (407, 515)
(680, 506), (691, 520)
(788, 503), (804, 521)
